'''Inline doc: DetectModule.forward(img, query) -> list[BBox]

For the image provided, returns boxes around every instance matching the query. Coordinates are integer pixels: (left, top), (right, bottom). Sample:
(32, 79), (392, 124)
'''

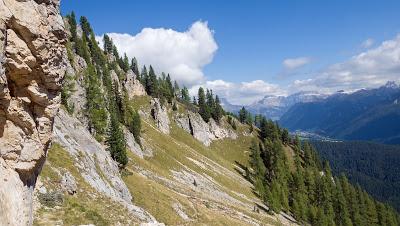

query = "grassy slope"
(123, 97), (284, 225)
(34, 97), (290, 225)
(34, 145), (140, 226)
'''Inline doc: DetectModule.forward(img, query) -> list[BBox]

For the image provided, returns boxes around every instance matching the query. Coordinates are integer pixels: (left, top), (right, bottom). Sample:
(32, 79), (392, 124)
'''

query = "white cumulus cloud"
(96, 21), (218, 86)
(282, 57), (311, 70)
(290, 34), (400, 93)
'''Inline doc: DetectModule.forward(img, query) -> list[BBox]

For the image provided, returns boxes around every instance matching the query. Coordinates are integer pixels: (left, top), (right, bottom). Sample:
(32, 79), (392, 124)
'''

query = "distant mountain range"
(221, 81), (400, 144)
(280, 81), (400, 144)
(221, 91), (327, 120)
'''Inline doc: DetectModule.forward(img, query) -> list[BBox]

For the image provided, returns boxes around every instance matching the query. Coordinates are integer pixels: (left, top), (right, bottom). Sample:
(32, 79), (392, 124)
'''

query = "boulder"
(0, 0), (67, 225)
(61, 172), (77, 195)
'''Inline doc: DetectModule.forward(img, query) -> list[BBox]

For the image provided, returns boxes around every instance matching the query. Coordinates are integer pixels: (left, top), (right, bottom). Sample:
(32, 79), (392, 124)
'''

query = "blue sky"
(61, 1), (400, 104)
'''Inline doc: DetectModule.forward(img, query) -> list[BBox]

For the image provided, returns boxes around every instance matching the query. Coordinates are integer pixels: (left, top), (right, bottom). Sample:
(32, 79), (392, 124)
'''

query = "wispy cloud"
(290, 34), (400, 93)
(282, 57), (311, 70)
(361, 38), (374, 48)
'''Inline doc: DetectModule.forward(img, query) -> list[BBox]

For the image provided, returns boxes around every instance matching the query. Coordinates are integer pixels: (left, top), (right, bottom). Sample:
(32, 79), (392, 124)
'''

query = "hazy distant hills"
(280, 82), (400, 144)
(221, 91), (327, 120)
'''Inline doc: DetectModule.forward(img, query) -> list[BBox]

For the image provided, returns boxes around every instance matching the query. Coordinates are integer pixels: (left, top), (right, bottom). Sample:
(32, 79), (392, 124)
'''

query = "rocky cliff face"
(150, 98), (170, 134)
(52, 109), (159, 223)
(0, 0), (66, 225)
(124, 70), (146, 97)
(175, 111), (237, 146)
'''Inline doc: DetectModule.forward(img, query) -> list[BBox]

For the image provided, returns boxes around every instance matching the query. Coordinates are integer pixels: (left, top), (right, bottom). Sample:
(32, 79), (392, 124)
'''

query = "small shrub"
(38, 191), (63, 207)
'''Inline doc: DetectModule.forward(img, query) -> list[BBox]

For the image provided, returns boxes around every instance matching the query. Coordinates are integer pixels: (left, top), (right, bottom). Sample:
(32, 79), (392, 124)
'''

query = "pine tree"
(291, 170), (308, 221)
(140, 65), (148, 87)
(213, 95), (223, 122)
(103, 34), (113, 54)
(259, 116), (268, 140)
(76, 31), (91, 63)
(67, 11), (77, 44)
(61, 73), (75, 114)
(348, 185), (362, 226)
(281, 128), (289, 144)
(122, 53), (130, 72)
(249, 140), (266, 180)
(80, 16), (93, 39)
(112, 45), (120, 59)
(173, 81), (180, 98)
(106, 113), (128, 167)
(364, 193), (378, 226)
(181, 87), (190, 103)
(198, 87), (211, 122)
(129, 109), (142, 146)
(85, 65), (108, 141)
(321, 162), (335, 226)
(165, 74), (174, 103)
(206, 89), (215, 117)
(333, 177), (353, 226)
(131, 57), (140, 78)
(146, 66), (158, 96)
(238, 107), (247, 123)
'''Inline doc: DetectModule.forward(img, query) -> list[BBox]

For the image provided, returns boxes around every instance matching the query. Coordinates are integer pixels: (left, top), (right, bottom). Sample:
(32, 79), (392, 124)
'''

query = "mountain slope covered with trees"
(311, 140), (400, 212)
(246, 117), (399, 226)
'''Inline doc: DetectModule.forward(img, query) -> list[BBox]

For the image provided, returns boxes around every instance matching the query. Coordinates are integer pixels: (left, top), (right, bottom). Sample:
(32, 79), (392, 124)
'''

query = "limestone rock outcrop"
(64, 54), (88, 126)
(124, 126), (153, 159)
(0, 0), (67, 225)
(150, 98), (170, 134)
(124, 70), (146, 98)
(175, 112), (237, 146)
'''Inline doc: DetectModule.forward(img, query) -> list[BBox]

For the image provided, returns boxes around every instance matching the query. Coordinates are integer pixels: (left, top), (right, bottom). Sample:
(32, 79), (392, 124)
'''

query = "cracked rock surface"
(0, 0), (67, 225)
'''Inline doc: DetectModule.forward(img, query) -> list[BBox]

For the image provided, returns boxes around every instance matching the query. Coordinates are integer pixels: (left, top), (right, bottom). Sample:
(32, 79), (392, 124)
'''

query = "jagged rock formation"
(150, 98), (170, 134)
(0, 0), (67, 225)
(175, 111), (237, 146)
(124, 70), (146, 98)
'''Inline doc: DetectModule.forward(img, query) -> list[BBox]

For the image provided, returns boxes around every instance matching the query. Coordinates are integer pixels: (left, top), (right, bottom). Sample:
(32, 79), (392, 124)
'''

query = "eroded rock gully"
(0, 0), (67, 225)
